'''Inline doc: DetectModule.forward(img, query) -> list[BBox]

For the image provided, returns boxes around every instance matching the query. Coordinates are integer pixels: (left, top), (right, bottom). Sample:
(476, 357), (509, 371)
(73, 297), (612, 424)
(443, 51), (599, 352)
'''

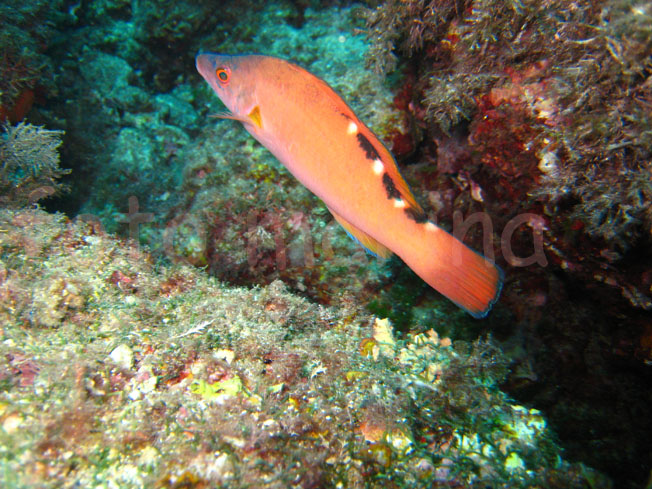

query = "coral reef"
(0, 208), (608, 488)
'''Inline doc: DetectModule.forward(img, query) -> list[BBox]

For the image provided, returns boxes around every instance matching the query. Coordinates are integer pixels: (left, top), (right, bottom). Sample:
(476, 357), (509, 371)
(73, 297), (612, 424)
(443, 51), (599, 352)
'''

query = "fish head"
(195, 52), (259, 118)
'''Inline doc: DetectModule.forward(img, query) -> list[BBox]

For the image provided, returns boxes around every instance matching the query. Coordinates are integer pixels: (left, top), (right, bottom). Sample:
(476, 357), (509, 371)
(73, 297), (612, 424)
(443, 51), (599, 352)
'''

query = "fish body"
(196, 53), (502, 317)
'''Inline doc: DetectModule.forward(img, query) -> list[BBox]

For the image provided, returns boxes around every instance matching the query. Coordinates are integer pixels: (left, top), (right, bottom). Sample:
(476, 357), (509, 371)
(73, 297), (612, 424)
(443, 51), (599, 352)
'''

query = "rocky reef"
(363, 2), (652, 485)
(1, 0), (651, 487)
(0, 207), (608, 488)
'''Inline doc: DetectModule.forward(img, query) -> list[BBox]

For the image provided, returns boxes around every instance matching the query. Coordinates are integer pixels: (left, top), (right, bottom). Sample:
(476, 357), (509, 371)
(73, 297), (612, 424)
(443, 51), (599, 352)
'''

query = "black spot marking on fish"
(382, 173), (402, 200)
(357, 133), (381, 161)
(404, 207), (428, 223)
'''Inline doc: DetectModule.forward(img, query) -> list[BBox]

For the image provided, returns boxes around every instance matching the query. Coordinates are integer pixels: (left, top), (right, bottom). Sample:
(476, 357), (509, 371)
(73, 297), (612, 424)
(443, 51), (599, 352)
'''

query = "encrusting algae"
(0, 208), (609, 488)
(2, 1), (649, 487)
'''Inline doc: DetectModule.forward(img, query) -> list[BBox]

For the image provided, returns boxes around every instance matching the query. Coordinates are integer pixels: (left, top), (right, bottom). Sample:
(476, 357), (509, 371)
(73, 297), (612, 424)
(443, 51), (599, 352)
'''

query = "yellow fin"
(248, 106), (262, 129)
(329, 207), (392, 259)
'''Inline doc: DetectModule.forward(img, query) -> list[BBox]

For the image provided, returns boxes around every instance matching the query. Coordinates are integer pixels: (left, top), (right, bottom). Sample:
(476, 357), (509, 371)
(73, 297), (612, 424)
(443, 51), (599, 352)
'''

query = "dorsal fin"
(329, 207), (392, 259)
(283, 58), (421, 206)
(357, 125), (423, 212)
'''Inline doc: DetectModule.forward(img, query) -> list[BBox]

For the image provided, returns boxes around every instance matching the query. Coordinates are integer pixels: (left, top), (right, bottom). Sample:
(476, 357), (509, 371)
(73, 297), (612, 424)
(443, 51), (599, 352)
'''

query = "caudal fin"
(407, 226), (503, 318)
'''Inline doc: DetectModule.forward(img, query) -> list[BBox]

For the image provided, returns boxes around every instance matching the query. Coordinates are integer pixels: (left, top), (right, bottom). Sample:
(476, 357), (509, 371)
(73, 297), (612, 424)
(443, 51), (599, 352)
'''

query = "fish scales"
(196, 53), (502, 317)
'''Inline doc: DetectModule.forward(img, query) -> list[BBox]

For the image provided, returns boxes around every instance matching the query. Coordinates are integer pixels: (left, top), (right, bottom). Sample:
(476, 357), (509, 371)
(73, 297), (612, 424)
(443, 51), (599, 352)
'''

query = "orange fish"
(196, 53), (502, 317)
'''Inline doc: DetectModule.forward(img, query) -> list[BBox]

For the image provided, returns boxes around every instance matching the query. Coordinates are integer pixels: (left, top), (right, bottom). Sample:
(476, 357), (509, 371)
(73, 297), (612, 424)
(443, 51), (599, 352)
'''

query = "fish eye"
(216, 67), (230, 84)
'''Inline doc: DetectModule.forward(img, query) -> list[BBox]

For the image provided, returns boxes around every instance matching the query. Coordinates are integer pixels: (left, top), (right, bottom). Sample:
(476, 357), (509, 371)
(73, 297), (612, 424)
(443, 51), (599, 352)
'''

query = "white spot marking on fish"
(373, 159), (384, 175)
(347, 121), (358, 135)
(394, 199), (406, 208)
(425, 222), (439, 232)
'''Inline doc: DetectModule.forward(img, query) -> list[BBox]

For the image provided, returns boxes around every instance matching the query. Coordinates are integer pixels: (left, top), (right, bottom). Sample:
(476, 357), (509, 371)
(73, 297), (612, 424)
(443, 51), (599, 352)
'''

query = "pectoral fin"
(329, 207), (392, 259)
(211, 106), (263, 129)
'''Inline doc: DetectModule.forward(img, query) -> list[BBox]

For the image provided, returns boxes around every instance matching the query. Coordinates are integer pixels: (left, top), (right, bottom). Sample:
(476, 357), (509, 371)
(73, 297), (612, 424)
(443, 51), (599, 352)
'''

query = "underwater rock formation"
(0, 208), (609, 488)
(2, 0), (651, 487)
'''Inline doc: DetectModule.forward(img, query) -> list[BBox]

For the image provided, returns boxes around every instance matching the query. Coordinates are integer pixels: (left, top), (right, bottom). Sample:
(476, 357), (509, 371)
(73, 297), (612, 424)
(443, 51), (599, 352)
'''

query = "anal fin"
(329, 207), (392, 259)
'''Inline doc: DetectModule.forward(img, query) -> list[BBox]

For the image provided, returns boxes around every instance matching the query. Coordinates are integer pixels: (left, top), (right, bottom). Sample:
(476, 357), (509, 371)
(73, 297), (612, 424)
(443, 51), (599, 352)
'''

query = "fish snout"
(195, 53), (214, 80)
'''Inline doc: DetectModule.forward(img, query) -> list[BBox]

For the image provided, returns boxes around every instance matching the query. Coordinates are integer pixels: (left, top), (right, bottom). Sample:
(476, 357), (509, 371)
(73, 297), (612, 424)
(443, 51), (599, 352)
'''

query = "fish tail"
(408, 227), (503, 318)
